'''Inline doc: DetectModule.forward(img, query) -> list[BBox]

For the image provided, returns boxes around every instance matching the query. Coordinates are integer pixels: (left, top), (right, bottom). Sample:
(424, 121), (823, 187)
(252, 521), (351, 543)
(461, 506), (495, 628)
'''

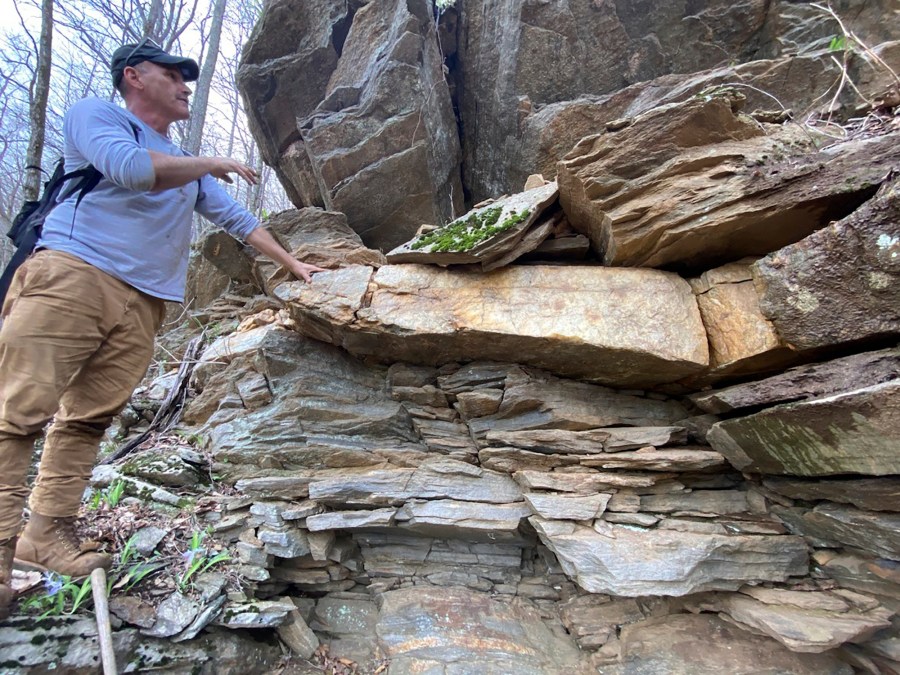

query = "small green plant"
(829, 35), (849, 52)
(435, 0), (455, 9)
(109, 534), (166, 593)
(173, 429), (206, 446)
(20, 573), (93, 618)
(178, 529), (230, 591)
(88, 479), (127, 510)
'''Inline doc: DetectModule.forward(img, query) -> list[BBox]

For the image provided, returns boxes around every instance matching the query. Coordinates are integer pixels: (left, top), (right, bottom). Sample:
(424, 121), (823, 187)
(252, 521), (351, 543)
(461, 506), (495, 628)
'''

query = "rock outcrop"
(11, 4), (899, 672)
(515, 40), (900, 191)
(239, 0), (463, 251)
(556, 95), (900, 270)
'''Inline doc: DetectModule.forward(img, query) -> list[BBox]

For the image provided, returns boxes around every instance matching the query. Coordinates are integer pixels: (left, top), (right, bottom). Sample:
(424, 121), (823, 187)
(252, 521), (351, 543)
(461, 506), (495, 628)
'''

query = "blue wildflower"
(44, 573), (64, 596)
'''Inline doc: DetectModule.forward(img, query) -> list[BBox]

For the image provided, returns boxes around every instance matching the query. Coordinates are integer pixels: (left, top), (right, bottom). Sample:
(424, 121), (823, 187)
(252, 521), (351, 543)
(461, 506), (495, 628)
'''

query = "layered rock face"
(133, 87), (897, 669)
(38, 2), (894, 671)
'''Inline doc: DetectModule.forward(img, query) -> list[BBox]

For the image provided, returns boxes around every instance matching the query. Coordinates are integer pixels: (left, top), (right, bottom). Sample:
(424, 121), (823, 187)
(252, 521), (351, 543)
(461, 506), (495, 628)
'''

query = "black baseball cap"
(110, 38), (199, 87)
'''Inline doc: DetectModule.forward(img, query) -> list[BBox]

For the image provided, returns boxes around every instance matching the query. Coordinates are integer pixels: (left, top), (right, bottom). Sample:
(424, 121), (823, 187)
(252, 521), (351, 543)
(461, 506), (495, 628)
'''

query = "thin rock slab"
(638, 490), (750, 515)
(395, 499), (532, 541)
(374, 586), (585, 674)
(468, 371), (688, 437)
(484, 426), (687, 454)
(753, 174), (900, 351)
(485, 428), (610, 454)
(530, 517), (808, 597)
(515, 470), (671, 492)
(764, 477), (900, 513)
(580, 448), (727, 472)
(690, 347), (900, 414)
(707, 381), (900, 476)
(691, 592), (893, 653)
(306, 508), (398, 532)
(308, 458), (523, 506)
(818, 554), (900, 604)
(215, 599), (297, 629)
(280, 264), (709, 388)
(479, 447), (582, 474)
(386, 181), (559, 268)
(772, 503), (900, 561)
(525, 493), (611, 520)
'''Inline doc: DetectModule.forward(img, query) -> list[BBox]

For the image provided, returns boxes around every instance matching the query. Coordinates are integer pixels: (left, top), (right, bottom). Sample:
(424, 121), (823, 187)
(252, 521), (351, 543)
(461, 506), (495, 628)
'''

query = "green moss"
(411, 206), (532, 253)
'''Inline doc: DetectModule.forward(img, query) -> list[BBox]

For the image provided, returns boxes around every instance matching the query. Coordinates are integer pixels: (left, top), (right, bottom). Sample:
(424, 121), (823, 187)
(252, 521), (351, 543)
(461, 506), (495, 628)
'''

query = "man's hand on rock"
(287, 259), (327, 283)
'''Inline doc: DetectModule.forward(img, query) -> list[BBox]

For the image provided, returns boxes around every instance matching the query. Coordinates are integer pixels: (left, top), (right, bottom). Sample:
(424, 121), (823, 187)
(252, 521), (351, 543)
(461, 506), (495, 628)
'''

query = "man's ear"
(122, 65), (143, 91)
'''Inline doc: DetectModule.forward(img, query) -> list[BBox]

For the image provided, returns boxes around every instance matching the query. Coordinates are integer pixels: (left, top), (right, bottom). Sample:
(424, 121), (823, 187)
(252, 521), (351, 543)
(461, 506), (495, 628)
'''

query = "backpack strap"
(0, 230), (38, 309)
(65, 121), (141, 239)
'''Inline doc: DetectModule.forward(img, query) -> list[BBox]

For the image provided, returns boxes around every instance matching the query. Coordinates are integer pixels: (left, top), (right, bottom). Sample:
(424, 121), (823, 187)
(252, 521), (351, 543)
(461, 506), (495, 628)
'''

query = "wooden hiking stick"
(91, 567), (117, 675)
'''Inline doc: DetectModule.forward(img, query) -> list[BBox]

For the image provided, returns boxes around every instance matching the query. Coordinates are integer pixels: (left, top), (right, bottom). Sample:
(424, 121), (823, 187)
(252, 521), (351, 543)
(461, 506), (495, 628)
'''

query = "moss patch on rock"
(412, 206), (532, 253)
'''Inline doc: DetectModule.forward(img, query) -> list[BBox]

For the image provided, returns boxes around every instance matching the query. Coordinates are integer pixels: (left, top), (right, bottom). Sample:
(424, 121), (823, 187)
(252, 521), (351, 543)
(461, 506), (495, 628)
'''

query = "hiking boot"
(1, 537), (16, 620)
(14, 513), (110, 577)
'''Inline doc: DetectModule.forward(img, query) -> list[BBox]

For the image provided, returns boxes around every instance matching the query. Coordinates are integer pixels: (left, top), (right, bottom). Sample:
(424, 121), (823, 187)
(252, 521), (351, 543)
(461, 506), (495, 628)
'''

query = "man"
(0, 40), (324, 617)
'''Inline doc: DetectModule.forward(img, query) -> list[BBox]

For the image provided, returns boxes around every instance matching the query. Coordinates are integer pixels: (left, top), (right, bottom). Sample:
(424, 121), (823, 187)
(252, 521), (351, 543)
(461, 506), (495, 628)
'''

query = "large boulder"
(753, 174), (900, 351)
(276, 264), (709, 387)
(239, 0), (463, 251)
(237, 0), (347, 204)
(556, 95), (900, 270)
(456, 0), (767, 201)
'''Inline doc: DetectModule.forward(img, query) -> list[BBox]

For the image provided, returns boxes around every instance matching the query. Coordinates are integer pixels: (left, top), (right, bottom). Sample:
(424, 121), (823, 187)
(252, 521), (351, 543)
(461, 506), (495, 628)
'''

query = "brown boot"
(14, 513), (110, 577)
(0, 537), (15, 620)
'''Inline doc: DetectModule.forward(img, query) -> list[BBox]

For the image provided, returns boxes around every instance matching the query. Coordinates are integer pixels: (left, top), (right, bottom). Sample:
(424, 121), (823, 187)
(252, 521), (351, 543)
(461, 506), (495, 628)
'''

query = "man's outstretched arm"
(148, 150), (258, 191)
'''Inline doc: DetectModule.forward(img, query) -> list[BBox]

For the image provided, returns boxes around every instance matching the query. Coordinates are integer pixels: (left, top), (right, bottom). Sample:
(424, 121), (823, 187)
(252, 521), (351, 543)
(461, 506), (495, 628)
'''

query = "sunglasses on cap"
(123, 37), (163, 68)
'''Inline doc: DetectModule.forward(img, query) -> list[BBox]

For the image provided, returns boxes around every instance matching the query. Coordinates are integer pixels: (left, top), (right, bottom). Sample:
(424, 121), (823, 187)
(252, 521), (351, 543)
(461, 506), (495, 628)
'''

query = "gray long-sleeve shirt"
(38, 97), (259, 302)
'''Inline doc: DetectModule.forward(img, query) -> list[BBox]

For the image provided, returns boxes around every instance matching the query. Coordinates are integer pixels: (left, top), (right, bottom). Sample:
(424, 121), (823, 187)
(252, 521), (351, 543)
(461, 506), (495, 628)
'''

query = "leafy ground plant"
(88, 479), (126, 510)
(178, 529), (231, 591)
(19, 573), (93, 618)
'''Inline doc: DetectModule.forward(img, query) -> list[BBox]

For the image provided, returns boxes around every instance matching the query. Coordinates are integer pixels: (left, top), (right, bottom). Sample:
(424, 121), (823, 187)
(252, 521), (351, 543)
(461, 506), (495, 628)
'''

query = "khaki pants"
(0, 250), (164, 539)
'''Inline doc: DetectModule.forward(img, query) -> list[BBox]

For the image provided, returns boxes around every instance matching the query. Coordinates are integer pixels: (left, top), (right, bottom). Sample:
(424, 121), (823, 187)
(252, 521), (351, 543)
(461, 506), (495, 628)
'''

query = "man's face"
(132, 61), (192, 122)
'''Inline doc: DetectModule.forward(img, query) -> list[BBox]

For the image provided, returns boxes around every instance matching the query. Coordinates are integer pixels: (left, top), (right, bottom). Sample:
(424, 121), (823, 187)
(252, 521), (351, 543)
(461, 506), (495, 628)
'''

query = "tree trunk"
(186, 0), (226, 155)
(24, 0), (54, 202)
(142, 0), (163, 40)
